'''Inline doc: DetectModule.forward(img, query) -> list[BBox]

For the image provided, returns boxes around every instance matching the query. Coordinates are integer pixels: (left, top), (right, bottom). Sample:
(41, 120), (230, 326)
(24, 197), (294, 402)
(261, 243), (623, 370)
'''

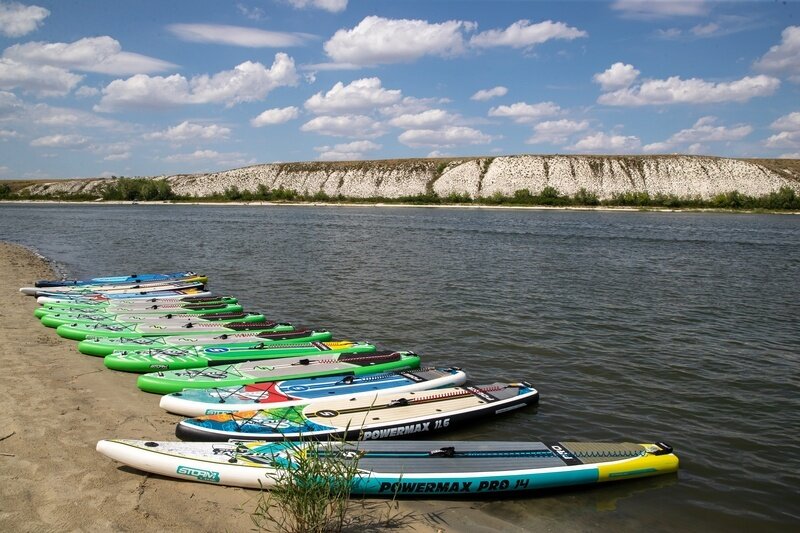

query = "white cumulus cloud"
(95, 54), (299, 112)
(398, 125), (492, 148)
(305, 77), (402, 115)
(488, 101), (561, 123)
(598, 74), (780, 106)
(323, 16), (473, 67)
(668, 116), (752, 143)
(237, 3), (265, 20)
(315, 140), (381, 161)
(527, 119), (589, 145)
(28, 103), (120, 128)
(0, 2), (49, 38)
(0, 58), (82, 96)
(388, 109), (457, 129)
(251, 106), (299, 127)
(470, 19), (587, 49)
(470, 86), (507, 101)
(593, 62), (640, 91)
(568, 132), (641, 153)
(167, 24), (314, 48)
(4, 36), (176, 75)
(691, 22), (720, 37)
(163, 150), (252, 167)
(287, 0), (347, 13)
(75, 86), (100, 97)
(30, 133), (89, 148)
(764, 111), (800, 149)
(611, 0), (709, 20)
(770, 111), (800, 131)
(144, 121), (231, 142)
(300, 114), (385, 138)
(643, 116), (752, 152)
(754, 26), (800, 82)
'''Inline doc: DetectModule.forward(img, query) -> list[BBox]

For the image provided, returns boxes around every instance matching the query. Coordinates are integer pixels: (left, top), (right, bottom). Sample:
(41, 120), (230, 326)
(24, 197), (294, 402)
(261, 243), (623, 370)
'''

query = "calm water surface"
(2, 204), (798, 531)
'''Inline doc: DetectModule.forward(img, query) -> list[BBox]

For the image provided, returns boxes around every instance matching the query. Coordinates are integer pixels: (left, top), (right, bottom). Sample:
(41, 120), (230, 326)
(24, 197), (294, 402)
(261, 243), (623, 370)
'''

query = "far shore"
(2, 199), (798, 215)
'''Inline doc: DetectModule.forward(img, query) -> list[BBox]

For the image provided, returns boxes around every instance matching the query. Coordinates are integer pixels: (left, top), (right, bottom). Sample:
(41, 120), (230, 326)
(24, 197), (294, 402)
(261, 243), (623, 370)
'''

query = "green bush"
(0, 183), (11, 199)
(760, 186), (800, 210)
(102, 178), (174, 201)
(573, 187), (600, 206)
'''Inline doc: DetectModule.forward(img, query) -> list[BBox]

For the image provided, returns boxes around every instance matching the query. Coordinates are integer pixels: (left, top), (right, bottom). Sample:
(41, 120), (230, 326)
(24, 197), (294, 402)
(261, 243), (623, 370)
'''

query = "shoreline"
(0, 241), (542, 533)
(2, 199), (798, 215)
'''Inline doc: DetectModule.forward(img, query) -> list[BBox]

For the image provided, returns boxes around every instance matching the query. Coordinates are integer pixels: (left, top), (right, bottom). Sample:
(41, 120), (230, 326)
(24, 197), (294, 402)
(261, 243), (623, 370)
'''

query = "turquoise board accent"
(351, 468), (601, 495)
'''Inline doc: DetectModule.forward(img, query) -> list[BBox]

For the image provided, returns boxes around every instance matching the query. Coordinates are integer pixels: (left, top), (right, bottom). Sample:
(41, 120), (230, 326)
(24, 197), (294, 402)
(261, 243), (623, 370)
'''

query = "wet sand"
(0, 241), (544, 533)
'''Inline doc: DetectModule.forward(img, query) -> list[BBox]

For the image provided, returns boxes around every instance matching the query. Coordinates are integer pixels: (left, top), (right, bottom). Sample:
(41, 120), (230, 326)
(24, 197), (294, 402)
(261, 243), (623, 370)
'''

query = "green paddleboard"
(137, 351), (421, 394)
(57, 319), (292, 341)
(35, 300), (242, 318)
(41, 310), (263, 329)
(77, 328), (333, 356)
(104, 340), (376, 373)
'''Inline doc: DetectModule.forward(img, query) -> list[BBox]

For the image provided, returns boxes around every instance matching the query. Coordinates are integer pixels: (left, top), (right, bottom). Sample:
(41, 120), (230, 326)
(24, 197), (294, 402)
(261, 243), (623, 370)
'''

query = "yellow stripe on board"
(597, 452), (679, 482)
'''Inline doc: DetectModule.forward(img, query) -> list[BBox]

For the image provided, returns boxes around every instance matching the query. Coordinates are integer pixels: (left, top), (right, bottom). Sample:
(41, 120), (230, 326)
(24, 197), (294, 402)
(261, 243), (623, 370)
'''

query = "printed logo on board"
(204, 347), (230, 354)
(176, 465), (220, 482)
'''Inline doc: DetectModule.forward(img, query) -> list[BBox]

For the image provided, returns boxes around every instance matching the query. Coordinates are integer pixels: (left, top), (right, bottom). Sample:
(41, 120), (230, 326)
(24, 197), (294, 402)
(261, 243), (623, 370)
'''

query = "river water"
(1, 203), (798, 531)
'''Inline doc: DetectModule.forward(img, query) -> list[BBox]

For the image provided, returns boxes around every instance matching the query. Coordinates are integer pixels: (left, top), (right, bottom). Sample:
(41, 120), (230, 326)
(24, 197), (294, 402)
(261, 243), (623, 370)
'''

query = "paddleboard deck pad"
(137, 351), (422, 394)
(175, 382), (538, 441)
(96, 439), (678, 494)
(159, 367), (468, 416)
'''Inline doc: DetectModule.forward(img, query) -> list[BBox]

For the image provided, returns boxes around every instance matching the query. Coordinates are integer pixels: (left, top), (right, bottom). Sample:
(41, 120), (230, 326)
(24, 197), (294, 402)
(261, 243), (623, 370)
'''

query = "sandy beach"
(0, 241), (545, 533)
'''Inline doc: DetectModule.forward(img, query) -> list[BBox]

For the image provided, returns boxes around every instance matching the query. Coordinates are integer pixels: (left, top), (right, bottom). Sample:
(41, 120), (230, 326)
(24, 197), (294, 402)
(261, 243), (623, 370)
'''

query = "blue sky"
(0, 0), (799, 179)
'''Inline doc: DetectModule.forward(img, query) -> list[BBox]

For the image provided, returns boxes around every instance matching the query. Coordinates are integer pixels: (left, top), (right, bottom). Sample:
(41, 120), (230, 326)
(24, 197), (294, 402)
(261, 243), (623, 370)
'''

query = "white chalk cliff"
(20, 155), (800, 200)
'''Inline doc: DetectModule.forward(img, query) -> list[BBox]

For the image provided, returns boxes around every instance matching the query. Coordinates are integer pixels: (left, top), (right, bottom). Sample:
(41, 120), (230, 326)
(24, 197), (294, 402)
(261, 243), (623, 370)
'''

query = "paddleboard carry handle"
(651, 442), (673, 455)
(429, 446), (455, 458)
(389, 398), (410, 407)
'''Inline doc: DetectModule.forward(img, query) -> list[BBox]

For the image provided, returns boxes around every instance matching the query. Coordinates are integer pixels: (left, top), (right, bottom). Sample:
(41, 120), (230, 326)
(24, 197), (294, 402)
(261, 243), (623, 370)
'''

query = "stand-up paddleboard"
(137, 351), (422, 394)
(34, 271), (204, 288)
(36, 287), (212, 304)
(104, 341), (376, 373)
(160, 367), (468, 416)
(95, 439), (678, 494)
(21, 278), (206, 296)
(78, 328), (333, 357)
(41, 311), (265, 329)
(57, 319), (292, 341)
(35, 301), (242, 319)
(175, 382), (538, 442)
(37, 294), (230, 308)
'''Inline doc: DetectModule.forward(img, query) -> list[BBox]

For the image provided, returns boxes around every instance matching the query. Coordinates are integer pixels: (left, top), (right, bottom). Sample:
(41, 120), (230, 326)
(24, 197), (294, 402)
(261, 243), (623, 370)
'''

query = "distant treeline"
(3, 179), (800, 210)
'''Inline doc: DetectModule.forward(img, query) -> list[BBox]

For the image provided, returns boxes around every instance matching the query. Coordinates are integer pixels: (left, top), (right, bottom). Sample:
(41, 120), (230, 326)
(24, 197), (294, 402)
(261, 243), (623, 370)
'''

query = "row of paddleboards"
(25, 270), (678, 496)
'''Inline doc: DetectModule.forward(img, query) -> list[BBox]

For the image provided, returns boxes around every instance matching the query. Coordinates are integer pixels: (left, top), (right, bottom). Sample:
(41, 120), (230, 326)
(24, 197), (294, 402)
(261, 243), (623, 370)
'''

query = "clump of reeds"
(251, 437), (361, 533)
